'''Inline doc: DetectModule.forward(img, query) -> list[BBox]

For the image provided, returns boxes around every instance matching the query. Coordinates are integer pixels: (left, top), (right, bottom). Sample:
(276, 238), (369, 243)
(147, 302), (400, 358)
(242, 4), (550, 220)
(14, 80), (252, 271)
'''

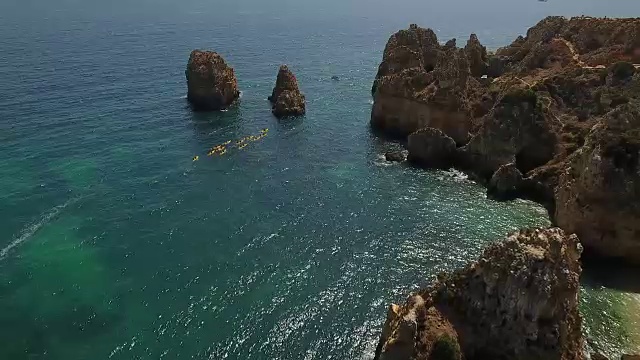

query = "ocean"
(0, 0), (639, 358)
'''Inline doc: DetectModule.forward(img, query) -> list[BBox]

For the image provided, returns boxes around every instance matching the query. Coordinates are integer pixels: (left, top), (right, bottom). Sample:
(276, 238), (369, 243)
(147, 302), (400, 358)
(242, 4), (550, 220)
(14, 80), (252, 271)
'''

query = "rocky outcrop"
(555, 103), (640, 261)
(465, 34), (488, 77)
(374, 228), (584, 360)
(386, 150), (407, 162)
(371, 17), (640, 262)
(487, 163), (524, 199)
(186, 50), (240, 111)
(496, 16), (640, 70)
(462, 87), (558, 178)
(407, 128), (457, 169)
(269, 65), (306, 118)
(370, 25), (479, 144)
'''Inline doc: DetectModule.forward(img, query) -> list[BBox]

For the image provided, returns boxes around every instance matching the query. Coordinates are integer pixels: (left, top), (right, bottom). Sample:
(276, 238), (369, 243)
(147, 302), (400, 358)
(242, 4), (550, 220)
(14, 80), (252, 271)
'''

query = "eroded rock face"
(375, 228), (584, 360)
(555, 103), (640, 262)
(497, 16), (640, 69)
(269, 65), (306, 118)
(385, 150), (407, 162)
(186, 50), (240, 111)
(488, 162), (524, 199)
(407, 128), (457, 169)
(462, 87), (558, 178)
(465, 34), (488, 77)
(371, 16), (640, 262)
(370, 25), (478, 144)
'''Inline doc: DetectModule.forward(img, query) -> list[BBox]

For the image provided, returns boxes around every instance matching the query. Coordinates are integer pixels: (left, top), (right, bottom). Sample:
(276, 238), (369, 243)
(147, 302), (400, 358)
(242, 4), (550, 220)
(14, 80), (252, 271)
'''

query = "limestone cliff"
(269, 65), (306, 118)
(555, 103), (640, 261)
(370, 25), (482, 144)
(371, 16), (640, 263)
(185, 50), (240, 111)
(374, 228), (584, 360)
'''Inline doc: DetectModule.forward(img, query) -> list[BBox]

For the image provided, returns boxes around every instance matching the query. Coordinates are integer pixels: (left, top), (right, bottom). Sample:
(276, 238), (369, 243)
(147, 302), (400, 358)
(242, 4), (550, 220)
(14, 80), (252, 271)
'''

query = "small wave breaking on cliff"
(438, 168), (471, 183)
(0, 196), (81, 260)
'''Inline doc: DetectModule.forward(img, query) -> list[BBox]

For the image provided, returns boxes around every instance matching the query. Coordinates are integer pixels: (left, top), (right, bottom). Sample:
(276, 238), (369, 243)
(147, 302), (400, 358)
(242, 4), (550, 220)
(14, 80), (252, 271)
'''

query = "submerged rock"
(385, 150), (407, 162)
(375, 228), (584, 360)
(185, 50), (240, 111)
(269, 65), (306, 118)
(370, 16), (640, 262)
(487, 162), (524, 199)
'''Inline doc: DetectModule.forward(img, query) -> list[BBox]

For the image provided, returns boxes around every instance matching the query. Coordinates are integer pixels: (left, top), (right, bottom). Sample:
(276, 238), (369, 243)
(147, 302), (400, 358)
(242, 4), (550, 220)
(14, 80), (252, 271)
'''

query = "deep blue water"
(0, 0), (639, 359)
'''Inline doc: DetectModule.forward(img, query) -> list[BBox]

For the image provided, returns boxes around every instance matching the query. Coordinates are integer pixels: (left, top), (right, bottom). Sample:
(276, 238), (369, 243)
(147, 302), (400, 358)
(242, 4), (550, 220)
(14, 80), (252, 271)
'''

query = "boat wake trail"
(0, 196), (82, 259)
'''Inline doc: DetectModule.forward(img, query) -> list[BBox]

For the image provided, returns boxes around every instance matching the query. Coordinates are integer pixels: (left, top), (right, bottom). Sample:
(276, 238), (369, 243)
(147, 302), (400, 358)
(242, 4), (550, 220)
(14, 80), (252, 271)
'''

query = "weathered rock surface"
(407, 128), (457, 169)
(385, 150), (407, 162)
(555, 103), (640, 261)
(496, 16), (640, 70)
(269, 65), (306, 118)
(374, 228), (584, 360)
(370, 25), (478, 144)
(488, 162), (524, 199)
(596, 354), (640, 360)
(186, 50), (240, 111)
(371, 16), (640, 262)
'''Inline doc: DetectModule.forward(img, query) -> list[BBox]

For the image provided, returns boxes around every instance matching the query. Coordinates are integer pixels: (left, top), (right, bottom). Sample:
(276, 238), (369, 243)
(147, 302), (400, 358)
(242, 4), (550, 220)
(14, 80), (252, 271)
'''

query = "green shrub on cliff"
(610, 61), (636, 81)
(430, 335), (461, 360)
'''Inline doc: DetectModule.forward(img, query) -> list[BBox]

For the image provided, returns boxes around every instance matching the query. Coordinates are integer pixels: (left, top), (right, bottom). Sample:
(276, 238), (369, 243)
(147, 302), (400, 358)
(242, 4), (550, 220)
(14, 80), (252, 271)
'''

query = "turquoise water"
(1, 0), (639, 359)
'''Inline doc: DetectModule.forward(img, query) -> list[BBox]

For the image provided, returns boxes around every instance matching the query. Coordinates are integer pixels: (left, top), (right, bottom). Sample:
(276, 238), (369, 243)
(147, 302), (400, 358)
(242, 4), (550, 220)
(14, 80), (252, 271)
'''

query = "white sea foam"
(440, 168), (470, 183)
(0, 196), (80, 259)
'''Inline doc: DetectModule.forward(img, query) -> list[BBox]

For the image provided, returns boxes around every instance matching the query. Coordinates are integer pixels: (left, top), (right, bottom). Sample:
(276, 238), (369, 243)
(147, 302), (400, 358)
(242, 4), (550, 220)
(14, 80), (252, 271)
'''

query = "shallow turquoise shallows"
(1, 0), (639, 359)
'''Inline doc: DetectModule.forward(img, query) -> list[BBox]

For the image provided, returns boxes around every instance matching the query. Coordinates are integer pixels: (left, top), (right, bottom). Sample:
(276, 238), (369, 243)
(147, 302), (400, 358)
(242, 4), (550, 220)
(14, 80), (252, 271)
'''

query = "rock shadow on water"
(582, 256), (640, 294)
(274, 114), (304, 130)
(189, 105), (243, 136)
(580, 256), (640, 357)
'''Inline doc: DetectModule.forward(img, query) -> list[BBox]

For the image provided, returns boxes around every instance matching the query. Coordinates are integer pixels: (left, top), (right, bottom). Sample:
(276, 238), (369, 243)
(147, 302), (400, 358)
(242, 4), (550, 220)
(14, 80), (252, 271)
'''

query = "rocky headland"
(374, 228), (585, 360)
(371, 16), (640, 264)
(269, 65), (306, 118)
(186, 50), (240, 111)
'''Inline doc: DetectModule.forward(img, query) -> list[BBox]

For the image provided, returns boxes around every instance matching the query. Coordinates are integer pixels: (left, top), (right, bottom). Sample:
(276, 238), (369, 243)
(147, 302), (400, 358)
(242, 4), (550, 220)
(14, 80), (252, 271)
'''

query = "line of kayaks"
(193, 128), (269, 162)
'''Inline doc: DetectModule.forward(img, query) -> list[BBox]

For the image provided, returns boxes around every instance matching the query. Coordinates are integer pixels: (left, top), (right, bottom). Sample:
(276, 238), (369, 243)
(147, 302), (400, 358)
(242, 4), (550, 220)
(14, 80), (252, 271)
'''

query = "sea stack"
(185, 50), (240, 111)
(371, 17), (640, 263)
(374, 228), (585, 360)
(269, 65), (306, 118)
